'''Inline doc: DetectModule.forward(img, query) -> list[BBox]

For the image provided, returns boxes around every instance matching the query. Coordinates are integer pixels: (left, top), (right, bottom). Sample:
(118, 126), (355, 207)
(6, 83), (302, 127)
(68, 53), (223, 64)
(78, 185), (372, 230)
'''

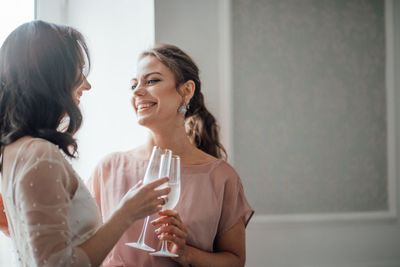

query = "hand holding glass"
(125, 146), (172, 251)
(150, 155), (181, 257)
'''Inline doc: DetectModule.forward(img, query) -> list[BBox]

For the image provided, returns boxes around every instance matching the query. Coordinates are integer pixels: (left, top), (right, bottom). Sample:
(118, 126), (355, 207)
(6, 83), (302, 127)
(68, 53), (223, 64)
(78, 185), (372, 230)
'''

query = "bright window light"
(0, 0), (35, 46)
(0, 2), (34, 267)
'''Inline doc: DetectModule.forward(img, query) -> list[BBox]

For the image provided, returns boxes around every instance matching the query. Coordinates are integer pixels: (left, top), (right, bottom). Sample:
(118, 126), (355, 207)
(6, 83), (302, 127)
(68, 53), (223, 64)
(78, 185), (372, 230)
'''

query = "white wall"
(65, 0), (155, 180)
(45, 0), (155, 180)
(154, 0), (233, 159)
(35, 0), (67, 24)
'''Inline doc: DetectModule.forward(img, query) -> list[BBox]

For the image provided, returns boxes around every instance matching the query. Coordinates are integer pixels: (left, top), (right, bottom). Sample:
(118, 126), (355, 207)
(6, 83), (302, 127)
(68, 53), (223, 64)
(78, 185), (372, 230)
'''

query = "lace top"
(1, 138), (102, 266)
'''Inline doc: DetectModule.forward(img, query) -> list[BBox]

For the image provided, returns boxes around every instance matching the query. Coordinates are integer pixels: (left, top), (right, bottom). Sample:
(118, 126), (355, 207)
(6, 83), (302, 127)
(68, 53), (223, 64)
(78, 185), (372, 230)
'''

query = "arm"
(153, 210), (246, 267)
(79, 178), (170, 266)
(152, 164), (253, 267)
(17, 158), (169, 267)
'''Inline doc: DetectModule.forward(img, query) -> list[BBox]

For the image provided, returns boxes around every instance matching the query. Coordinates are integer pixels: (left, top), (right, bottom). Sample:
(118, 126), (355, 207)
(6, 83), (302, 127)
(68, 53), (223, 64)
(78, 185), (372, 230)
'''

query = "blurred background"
(1, 0), (400, 266)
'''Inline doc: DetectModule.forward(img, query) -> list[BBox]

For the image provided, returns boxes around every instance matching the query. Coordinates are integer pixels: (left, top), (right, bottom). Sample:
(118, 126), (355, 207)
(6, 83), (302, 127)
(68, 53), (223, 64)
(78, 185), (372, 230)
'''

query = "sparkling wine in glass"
(125, 146), (172, 251)
(150, 155), (181, 257)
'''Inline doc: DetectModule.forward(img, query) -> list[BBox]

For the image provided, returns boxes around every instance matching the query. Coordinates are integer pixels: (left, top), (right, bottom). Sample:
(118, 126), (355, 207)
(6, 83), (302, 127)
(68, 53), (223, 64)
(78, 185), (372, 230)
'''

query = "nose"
(81, 76), (91, 91)
(132, 84), (146, 96)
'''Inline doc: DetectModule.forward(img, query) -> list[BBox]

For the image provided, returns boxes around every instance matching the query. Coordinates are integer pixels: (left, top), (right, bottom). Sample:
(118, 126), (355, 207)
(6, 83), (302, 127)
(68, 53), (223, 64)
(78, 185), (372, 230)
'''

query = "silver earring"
(178, 102), (189, 114)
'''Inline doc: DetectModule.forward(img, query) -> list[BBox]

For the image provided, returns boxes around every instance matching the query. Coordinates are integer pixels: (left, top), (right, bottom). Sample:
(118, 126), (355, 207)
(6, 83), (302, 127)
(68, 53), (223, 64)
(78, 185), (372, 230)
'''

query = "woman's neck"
(147, 128), (194, 155)
(139, 126), (215, 165)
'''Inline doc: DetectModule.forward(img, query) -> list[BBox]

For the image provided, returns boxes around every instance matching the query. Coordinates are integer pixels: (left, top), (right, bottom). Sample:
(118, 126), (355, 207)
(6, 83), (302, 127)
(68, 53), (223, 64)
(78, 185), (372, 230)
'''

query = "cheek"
(131, 96), (137, 112)
(159, 94), (181, 113)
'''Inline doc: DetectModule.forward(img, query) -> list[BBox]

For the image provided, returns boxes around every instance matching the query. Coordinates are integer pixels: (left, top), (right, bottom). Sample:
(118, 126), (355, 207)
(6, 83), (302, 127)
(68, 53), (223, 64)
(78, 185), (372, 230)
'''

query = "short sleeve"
(217, 169), (254, 237)
(13, 147), (92, 266)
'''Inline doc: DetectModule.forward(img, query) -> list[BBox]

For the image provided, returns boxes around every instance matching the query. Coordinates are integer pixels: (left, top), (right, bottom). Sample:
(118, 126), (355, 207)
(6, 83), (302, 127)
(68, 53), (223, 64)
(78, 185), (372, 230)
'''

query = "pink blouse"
(87, 151), (254, 267)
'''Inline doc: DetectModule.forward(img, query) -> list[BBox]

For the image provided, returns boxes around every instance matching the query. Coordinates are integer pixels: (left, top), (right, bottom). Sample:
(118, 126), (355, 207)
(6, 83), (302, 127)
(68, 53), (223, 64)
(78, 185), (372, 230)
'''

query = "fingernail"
(155, 228), (160, 234)
(157, 234), (161, 239)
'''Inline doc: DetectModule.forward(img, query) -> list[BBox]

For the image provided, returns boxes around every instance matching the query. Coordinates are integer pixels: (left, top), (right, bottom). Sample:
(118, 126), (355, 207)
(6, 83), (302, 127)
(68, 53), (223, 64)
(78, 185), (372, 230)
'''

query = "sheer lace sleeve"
(9, 141), (92, 266)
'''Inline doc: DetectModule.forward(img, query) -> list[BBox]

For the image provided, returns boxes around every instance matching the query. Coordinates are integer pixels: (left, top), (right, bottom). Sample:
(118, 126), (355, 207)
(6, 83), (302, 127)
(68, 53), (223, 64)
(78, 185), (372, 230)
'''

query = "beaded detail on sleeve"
(2, 139), (100, 266)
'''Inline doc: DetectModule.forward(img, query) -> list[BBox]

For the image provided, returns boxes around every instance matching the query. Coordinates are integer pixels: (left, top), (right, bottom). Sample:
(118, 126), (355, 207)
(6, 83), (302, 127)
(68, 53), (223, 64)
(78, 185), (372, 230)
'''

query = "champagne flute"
(150, 155), (181, 257)
(125, 146), (172, 251)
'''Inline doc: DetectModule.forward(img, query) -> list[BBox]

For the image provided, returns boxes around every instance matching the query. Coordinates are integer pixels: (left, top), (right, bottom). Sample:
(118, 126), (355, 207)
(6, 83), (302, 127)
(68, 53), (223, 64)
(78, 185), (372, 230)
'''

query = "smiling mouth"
(137, 103), (157, 112)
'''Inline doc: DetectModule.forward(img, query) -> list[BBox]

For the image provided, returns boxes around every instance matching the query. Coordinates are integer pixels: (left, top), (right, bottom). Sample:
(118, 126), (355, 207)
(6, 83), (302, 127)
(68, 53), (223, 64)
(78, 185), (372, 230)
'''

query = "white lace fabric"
(1, 138), (101, 266)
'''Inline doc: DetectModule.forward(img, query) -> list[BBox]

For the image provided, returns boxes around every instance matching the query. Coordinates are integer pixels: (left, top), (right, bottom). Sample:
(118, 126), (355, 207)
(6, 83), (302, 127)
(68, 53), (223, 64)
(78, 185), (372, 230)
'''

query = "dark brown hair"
(140, 44), (227, 159)
(0, 20), (90, 158)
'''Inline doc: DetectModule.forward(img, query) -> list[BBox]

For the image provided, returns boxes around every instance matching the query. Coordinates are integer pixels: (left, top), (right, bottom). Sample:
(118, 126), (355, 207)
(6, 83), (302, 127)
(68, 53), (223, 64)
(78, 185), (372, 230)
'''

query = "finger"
(151, 216), (181, 228)
(159, 232), (186, 247)
(150, 197), (167, 210)
(133, 180), (143, 189)
(126, 180), (143, 195)
(154, 187), (170, 197)
(156, 196), (168, 206)
(151, 204), (163, 214)
(146, 177), (169, 189)
(155, 224), (187, 239)
(158, 209), (179, 217)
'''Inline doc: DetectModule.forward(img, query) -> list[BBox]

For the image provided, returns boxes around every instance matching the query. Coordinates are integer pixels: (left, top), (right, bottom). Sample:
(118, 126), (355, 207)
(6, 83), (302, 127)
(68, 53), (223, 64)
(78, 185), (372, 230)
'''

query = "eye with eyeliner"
(146, 79), (160, 85)
(130, 77), (161, 91)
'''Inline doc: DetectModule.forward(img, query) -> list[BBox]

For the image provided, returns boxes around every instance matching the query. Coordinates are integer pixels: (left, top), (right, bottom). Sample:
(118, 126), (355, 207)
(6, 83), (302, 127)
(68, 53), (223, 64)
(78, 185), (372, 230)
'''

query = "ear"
(179, 80), (195, 102)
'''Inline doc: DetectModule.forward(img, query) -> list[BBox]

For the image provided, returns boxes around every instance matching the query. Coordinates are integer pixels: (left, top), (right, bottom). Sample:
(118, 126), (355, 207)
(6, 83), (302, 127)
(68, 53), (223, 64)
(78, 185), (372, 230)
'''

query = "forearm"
(78, 209), (131, 267)
(182, 245), (244, 267)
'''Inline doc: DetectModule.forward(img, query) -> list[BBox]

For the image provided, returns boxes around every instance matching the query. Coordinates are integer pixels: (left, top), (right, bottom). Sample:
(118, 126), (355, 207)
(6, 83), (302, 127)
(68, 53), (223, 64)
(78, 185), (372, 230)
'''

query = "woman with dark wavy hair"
(88, 44), (254, 266)
(0, 20), (170, 266)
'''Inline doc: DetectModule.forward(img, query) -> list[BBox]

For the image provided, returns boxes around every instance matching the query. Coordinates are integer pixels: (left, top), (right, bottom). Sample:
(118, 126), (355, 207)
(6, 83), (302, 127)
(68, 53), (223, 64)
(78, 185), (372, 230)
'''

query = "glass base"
(125, 242), (155, 252)
(149, 250), (179, 257)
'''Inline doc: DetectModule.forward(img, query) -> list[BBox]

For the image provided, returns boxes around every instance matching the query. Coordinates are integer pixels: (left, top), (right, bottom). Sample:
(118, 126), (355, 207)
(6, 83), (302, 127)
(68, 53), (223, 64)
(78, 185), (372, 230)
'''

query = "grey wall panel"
(232, 0), (387, 214)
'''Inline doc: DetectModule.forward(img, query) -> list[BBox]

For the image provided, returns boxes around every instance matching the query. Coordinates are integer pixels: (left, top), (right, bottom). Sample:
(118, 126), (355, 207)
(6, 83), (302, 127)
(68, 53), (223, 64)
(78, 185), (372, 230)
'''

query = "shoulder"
(97, 145), (147, 166)
(13, 138), (76, 189)
(92, 147), (145, 174)
(95, 151), (126, 169)
(210, 160), (240, 181)
(19, 138), (65, 163)
(202, 159), (242, 193)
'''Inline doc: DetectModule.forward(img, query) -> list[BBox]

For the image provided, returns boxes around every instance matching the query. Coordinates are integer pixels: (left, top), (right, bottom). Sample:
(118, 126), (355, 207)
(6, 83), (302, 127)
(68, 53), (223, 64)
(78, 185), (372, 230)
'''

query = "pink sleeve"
(16, 158), (91, 266)
(217, 172), (254, 237)
(86, 167), (101, 215)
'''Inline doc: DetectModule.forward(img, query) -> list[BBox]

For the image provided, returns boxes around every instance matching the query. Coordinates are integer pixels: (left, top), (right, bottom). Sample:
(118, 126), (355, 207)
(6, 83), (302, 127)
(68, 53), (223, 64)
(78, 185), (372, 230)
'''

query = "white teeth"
(137, 103), (155, 110)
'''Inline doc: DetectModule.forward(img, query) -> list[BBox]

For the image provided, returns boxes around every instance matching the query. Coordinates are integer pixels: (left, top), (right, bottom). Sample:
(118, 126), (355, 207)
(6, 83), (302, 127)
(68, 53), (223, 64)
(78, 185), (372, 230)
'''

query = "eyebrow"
(131, 71), (162, 82)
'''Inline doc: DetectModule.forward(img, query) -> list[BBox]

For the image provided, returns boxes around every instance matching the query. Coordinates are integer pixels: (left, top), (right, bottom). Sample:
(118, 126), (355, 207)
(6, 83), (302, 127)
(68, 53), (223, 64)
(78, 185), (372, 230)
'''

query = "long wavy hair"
(0, 20), (90, 158)
(140, 44), (227, 159)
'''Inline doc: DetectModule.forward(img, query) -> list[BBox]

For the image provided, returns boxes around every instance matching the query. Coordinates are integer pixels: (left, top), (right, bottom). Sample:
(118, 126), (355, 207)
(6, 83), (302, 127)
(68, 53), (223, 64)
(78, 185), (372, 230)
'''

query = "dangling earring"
(178, 102), (189, 114)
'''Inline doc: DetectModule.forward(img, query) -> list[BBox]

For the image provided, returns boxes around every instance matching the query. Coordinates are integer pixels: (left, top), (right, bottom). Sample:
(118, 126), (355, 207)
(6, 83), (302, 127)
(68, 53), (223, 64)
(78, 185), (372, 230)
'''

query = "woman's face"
(131, 55), (183, 127)
(72, 75), (91, 105)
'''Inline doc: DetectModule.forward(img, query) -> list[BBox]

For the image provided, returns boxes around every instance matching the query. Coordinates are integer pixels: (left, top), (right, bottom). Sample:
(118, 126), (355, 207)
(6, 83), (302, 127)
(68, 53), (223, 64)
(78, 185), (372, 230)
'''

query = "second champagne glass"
(125, 146), (172, 251)
(150, 155), (181, 257)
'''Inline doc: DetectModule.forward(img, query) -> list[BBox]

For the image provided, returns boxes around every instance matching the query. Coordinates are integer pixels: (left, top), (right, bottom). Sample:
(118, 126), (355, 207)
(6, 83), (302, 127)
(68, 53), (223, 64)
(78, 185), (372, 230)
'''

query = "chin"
(136, 116), (152, 127)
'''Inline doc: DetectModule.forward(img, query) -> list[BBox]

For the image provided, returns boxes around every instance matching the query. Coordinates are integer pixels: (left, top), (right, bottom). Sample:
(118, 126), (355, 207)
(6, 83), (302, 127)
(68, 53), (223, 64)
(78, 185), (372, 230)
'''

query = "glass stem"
(160, 240), (168, 252)
(137, 216), (150, 245)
